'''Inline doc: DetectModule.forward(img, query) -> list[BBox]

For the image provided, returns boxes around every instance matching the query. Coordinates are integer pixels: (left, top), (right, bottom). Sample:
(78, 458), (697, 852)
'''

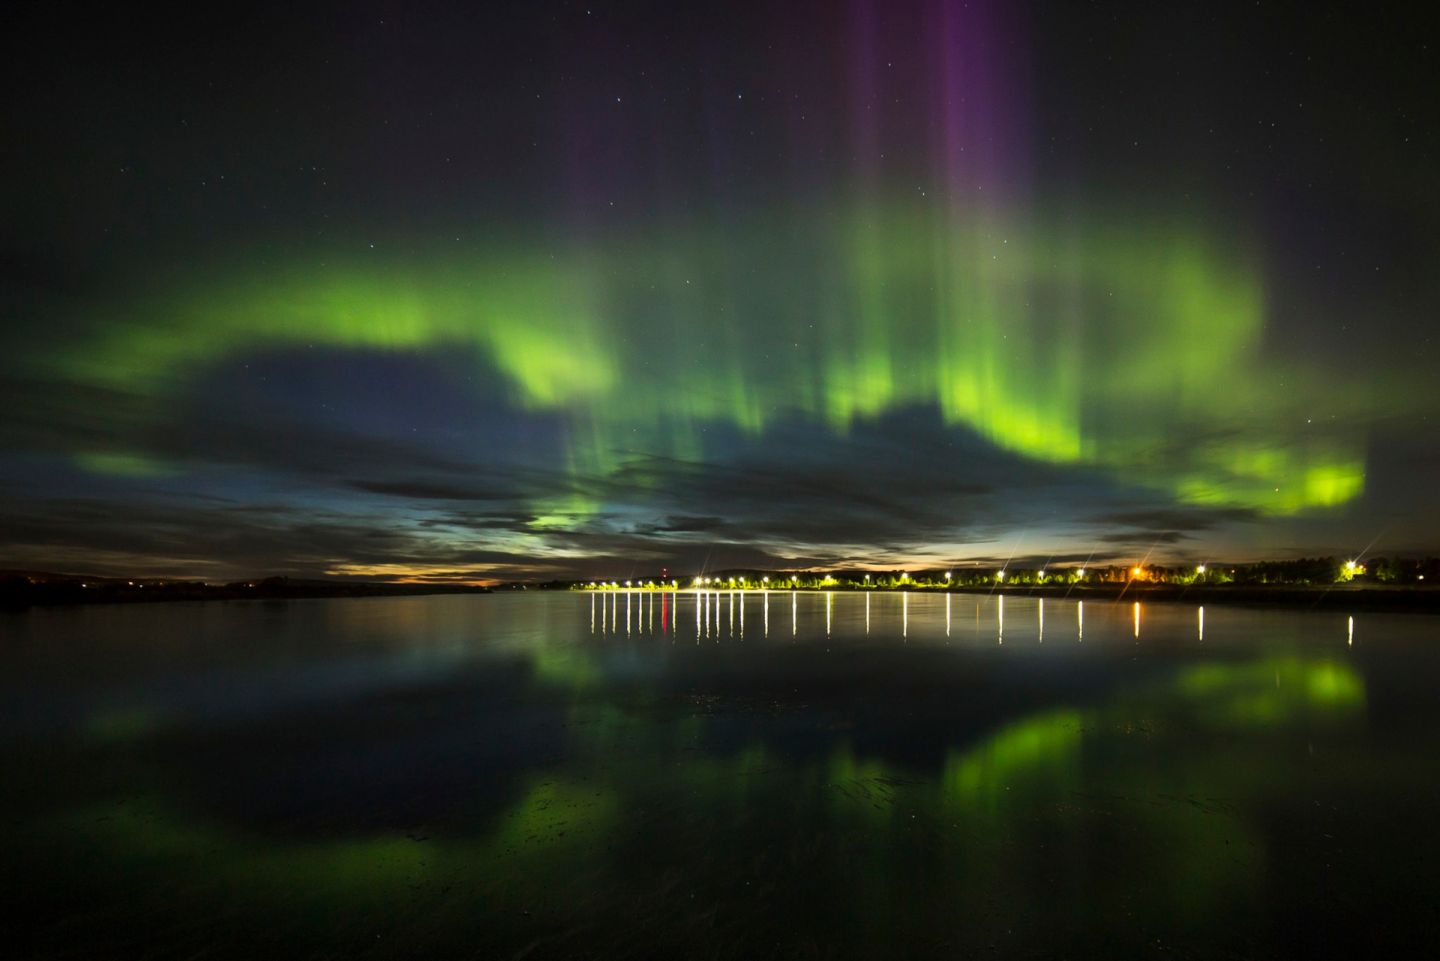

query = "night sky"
(3, 0), (1437, 583)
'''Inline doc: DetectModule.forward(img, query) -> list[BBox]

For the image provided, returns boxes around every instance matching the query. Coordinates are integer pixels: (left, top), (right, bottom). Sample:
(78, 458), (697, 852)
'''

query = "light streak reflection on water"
(579, 590), (1362, 657)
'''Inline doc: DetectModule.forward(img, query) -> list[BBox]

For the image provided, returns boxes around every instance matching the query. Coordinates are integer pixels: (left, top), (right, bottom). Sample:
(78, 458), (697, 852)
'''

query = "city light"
(558, 555), (1413, 595)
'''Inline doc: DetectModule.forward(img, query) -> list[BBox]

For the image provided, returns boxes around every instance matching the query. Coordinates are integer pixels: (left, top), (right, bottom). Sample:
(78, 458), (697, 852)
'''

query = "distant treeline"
(0, 575), (489, 609)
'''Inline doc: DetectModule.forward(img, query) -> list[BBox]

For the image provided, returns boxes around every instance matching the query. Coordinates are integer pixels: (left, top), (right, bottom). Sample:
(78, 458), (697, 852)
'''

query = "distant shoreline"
(939, 583), (1440, 613)
(0, 577), (490, 610)
(6, 577), (1438, 615)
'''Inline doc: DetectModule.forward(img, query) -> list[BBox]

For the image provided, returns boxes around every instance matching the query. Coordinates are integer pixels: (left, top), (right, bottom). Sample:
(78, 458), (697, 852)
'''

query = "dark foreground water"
(3, 591), (1439, 959)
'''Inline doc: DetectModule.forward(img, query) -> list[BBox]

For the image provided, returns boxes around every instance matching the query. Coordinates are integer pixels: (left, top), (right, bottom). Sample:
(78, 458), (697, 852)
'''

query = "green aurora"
(45, 197), (1365, 519)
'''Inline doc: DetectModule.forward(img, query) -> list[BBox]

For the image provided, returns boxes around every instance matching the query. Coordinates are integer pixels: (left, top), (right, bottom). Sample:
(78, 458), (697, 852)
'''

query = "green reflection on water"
(43, 772), (621, 919)
(22, 652), (1373, 956)
(941, 709), (1084, 805)
(1176, 657), (1365, 728)
(84, 707), (163, 743)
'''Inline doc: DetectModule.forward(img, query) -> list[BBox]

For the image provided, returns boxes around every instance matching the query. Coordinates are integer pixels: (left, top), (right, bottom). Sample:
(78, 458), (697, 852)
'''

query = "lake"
(3, 590), (1438, 958)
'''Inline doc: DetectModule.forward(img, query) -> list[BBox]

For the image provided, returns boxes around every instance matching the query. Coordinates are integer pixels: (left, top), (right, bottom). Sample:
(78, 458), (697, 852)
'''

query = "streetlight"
(1196, 565), (1206, 575)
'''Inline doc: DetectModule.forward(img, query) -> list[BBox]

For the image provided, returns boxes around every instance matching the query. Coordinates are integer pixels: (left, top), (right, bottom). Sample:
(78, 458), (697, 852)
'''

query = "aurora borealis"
(3, 0), (1438, 582)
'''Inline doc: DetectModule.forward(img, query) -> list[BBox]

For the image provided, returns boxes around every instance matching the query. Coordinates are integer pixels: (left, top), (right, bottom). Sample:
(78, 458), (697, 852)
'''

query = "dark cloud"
(1089, 508), (1259, 533)
(0, 376), (1370, 581)
(637, 516), (735, 535)
(1096, 530), (1192, 546)
(349, 480), (515, 502)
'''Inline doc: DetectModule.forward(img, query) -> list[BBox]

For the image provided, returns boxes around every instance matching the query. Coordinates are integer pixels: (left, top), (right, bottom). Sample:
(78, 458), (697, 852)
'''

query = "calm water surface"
(3, 591), (1439, 959)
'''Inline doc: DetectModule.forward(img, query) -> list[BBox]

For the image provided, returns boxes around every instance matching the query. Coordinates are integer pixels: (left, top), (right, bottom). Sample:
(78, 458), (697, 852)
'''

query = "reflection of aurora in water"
(48, 199), (1363, 515)
(16, 637), (1369, 957)
(8, 589), (1436, 960)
